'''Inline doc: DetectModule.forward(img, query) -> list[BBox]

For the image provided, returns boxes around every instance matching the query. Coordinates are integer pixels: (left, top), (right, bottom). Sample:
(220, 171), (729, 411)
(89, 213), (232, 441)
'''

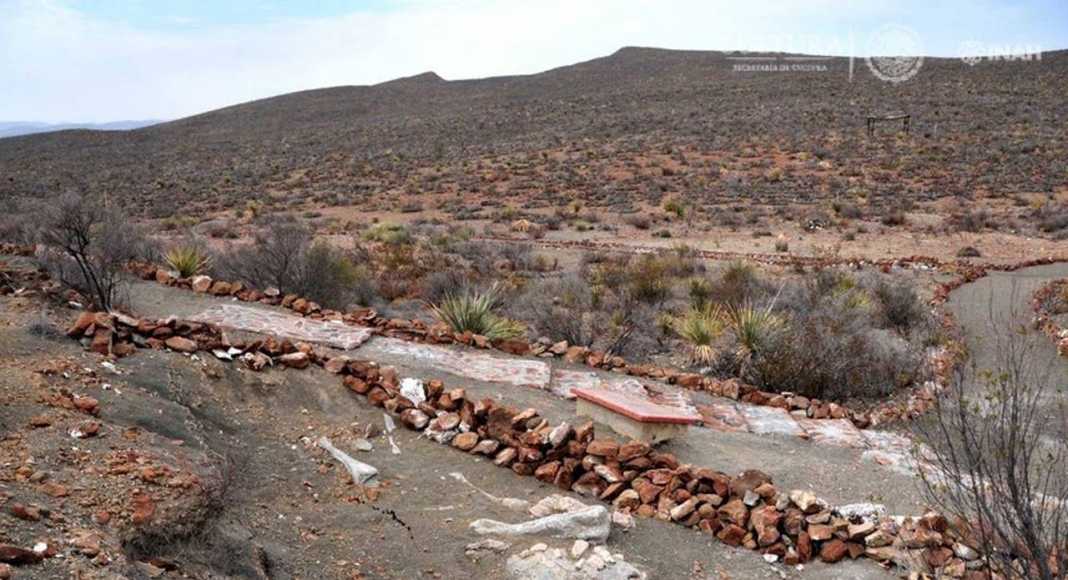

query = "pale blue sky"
(2, 0), (1066, 122)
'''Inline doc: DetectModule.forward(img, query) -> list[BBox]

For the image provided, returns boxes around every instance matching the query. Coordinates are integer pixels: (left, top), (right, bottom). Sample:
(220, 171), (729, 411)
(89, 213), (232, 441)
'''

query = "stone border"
(1032, 278), (1068, 358)
(59, 308), (995, 577)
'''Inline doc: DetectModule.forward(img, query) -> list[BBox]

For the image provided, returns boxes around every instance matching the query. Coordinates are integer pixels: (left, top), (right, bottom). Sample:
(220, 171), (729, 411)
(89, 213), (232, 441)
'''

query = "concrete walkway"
(944, 263), (1068, 435)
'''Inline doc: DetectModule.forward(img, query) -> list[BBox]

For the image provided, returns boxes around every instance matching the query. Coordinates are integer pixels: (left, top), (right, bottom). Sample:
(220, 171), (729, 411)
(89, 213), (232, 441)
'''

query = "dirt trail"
(945, 262), (1068, 428)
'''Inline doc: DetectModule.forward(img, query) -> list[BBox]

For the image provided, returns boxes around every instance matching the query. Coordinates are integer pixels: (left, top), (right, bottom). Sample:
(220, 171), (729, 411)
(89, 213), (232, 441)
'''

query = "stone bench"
(572, 388), (699, 444)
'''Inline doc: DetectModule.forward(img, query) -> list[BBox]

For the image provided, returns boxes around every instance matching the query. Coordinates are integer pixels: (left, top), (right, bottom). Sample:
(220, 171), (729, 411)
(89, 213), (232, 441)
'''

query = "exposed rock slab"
(190, 304), (372, 350)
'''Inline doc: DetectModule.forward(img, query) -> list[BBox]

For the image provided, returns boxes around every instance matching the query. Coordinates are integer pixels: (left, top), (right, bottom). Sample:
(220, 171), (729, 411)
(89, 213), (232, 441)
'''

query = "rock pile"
(327, 359), (995, 578)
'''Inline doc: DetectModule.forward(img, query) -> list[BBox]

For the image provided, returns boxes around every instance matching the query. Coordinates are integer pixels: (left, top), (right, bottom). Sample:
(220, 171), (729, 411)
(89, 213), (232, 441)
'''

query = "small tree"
(32, 192), (141, 311)
(915, 307), (1067, 579)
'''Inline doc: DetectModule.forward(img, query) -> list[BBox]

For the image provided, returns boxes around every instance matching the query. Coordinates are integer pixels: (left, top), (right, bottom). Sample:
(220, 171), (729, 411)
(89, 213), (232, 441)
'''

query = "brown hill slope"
(1, 47), (1065, 218)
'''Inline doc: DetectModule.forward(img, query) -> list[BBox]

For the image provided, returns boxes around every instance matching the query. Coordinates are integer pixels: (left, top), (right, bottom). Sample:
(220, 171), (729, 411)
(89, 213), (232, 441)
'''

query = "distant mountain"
(0, 120), (162, 139)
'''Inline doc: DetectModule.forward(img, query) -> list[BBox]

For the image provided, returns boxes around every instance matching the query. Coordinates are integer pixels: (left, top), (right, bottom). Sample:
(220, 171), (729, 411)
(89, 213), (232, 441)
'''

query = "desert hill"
(1, 47), (1065, 217)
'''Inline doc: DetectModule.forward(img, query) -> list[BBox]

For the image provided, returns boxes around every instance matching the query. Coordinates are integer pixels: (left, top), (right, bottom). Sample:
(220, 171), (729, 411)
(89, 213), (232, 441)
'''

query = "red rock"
(586, 439), (619, 458)
(93, 511), (111, 525)
(131, 491), (155, 525)
(493, 447), (517, 467)
(730, 469), (772, 497)
(808, 524), (834, 541)
(796, 531), (812, 562)
(90, 329), (113, 355)
(164, 336), (197, 353)
(635, 481), (664, 505)
(716, 524), (746, 546)
(191, 275), (212, 293)
(399, 409), (429, 430)
(342, 376), (368, 395)
(452, 432), (479, 451)
(278, 352), (310, 369)
(210, 281), (232, 296)
(494, 339), (530, 355)
(73, 396), (99, 415)
(718, 499), (749, 527)
(0, 545), (42, 565)
(9, 504), (41, 522)
(617, 441), (651, 462)
(155, 269), (175, 285)
(820, 539), (848, 563)
(324, 357), (349, 374)
(67, 311), (99, 337)
(534, 461), (560, 483)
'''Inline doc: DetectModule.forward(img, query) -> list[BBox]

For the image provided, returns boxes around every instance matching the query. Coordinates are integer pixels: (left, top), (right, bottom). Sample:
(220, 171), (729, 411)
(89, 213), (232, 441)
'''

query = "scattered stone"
(278, 352), (310, 369)
(571, 539), (590, 559)
(164, 336), (198, 353)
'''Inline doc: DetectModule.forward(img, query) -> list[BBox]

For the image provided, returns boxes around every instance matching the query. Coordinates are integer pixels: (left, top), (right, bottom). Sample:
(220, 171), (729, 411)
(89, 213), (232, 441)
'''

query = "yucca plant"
(674, 304), (725, 365)
(164, 245), (212, 278)
(727, 300), (785, 360)
(429, 284), (525, 341)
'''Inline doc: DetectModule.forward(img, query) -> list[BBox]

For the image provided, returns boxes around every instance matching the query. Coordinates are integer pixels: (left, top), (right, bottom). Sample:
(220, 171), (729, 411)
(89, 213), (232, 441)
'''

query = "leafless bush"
(915, 304), (1067, 580)
(215, 219), (371, 309)
(513, 275), (595, 346)
(214, 218), (312, 294)
(29, 192), (149, 311)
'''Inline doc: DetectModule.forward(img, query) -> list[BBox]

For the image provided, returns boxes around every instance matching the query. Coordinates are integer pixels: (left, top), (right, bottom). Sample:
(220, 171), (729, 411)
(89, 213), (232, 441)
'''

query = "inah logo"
(865, 24), (924, 83)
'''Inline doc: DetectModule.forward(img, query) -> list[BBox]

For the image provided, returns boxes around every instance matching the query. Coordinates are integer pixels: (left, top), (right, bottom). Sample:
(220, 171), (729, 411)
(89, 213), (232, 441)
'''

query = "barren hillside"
(1, 47), (1066, 219)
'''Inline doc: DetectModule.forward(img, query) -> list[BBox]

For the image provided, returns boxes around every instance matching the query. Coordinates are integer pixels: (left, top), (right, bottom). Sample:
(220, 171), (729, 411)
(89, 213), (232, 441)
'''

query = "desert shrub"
(627, 254), (671, 305)
(864, 275), (933, 337)
(1033, 202), (1068, 234)
(687, 277), (714, 309)
(709, 261), (769, 307)
(214, 218), (311, 293)
(774, 237), (789, 252)
(880, 208), (908, 227)
(948, 209), (993, 232)
(164, 245), (213, 278)
(624, 214), (651, 230)
(30, 192), (150, 310)
(362, 223), (412, 245)
(420, 269), (474, 306)
(214, 220), (369, 309)
(708, 268), (934, 400)
(25, 313), (61, 340)
(294, 242), (364, 309)
(429, 284), (524, 341)
(916, 322), (1068, 580)
(513, 275), (595, 346)
(663, 198), (686, 219)
(673, 304), (725, 365)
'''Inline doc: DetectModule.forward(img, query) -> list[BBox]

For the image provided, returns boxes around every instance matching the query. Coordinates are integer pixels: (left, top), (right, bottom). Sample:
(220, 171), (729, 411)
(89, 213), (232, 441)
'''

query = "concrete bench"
(573, 388), (699, 444)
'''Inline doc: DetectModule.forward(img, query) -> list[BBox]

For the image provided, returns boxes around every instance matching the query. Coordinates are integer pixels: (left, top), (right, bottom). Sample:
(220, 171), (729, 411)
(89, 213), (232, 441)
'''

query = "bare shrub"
(513, 275), (595, 346)
(30, 192), (149, 311)
(915, 308), (1067, 580)
(215, 219), (372, 309)
(214, 218), (312, 294)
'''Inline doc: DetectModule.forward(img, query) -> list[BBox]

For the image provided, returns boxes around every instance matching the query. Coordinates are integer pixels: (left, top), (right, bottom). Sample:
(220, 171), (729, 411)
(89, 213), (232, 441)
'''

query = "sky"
(2, 0), (1066, 123)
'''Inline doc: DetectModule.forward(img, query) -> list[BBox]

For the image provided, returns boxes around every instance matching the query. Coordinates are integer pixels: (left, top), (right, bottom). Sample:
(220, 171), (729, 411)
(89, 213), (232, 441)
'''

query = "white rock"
(400, 377), (426, 405)
(571, 540), (590, 559)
